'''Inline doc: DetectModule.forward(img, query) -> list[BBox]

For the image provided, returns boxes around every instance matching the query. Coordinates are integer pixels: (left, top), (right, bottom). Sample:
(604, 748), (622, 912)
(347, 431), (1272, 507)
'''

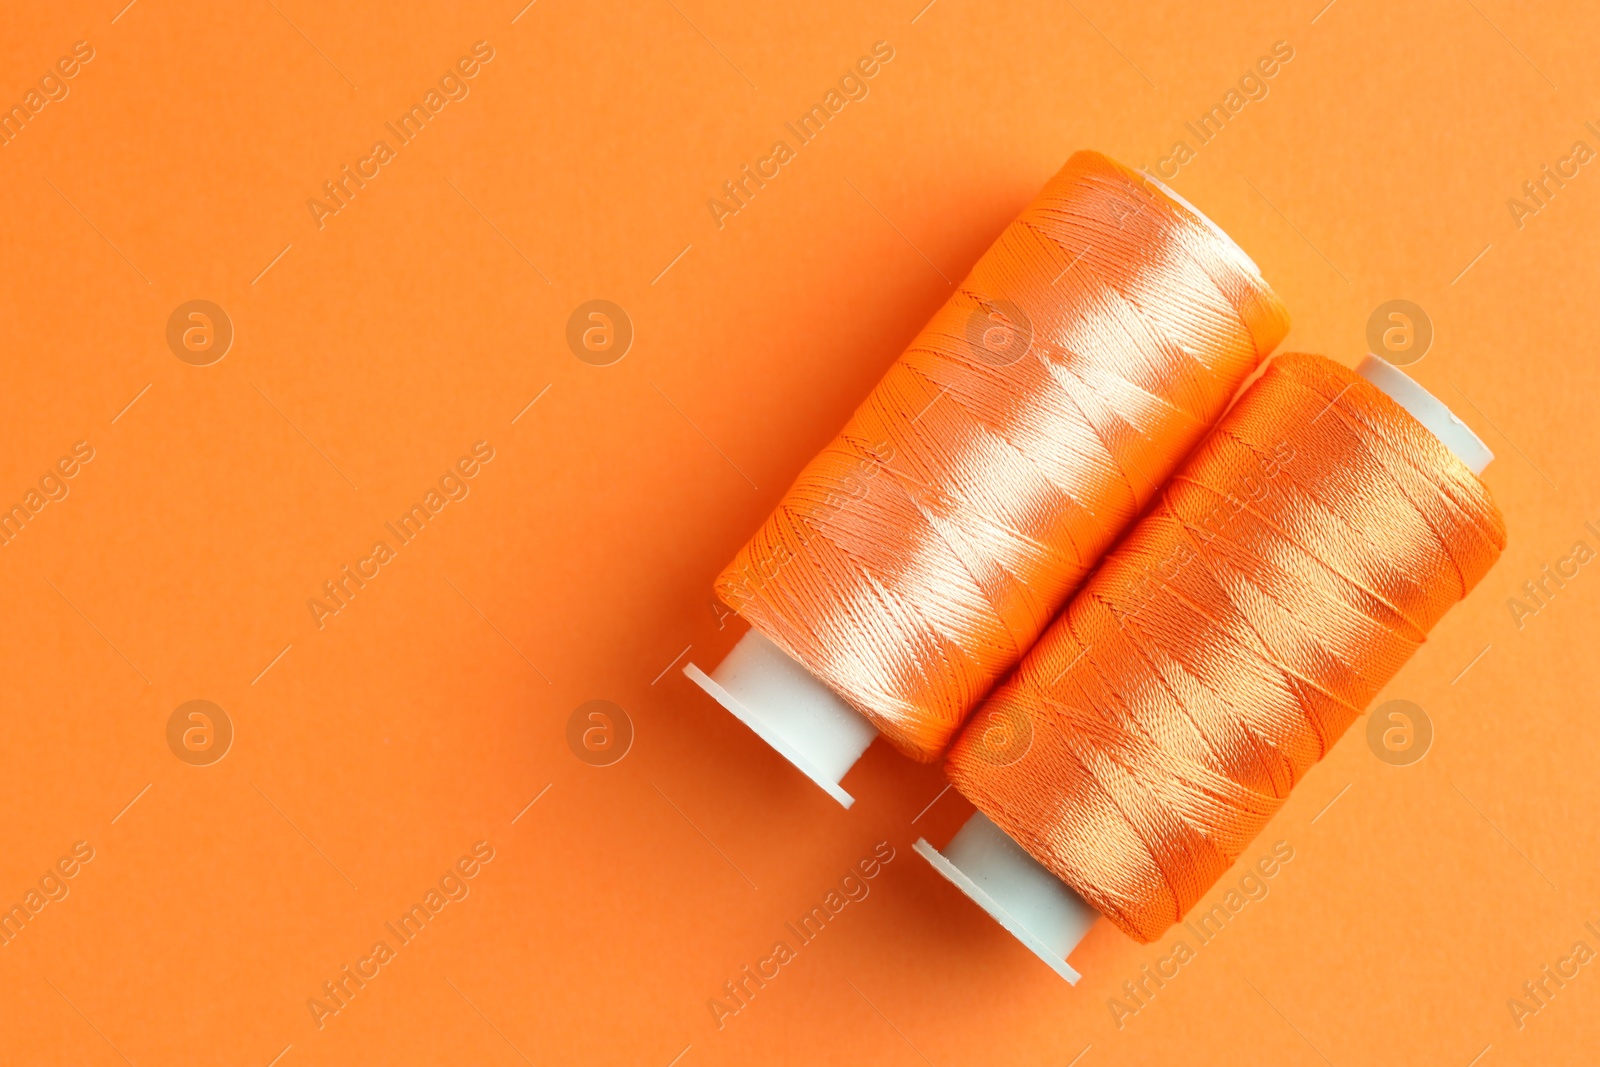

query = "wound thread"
(946, 353), (1507, 942)
(715, 151), (1290, 761)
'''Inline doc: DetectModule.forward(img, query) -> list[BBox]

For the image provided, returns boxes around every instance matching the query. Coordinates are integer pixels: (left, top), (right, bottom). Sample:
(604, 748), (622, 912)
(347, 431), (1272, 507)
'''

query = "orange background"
(1, 1), (1596, 1064)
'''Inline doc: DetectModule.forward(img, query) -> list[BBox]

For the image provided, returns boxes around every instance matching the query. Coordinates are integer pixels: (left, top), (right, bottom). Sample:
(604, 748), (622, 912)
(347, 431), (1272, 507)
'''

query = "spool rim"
(683, 660), (859, 808)
(1141, 170), (1270, 288)
(1356, 354), (1494, 474)
(913, 835), (1083, 983)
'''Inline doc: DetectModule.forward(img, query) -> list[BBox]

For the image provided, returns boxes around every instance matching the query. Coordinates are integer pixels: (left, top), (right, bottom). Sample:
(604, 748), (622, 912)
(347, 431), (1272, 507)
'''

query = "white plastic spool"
(683, 630), (876, 807)
(914, 355), (1493, 981)
(682, 177), (1272, 809)
(1355, 354), (1492, 475)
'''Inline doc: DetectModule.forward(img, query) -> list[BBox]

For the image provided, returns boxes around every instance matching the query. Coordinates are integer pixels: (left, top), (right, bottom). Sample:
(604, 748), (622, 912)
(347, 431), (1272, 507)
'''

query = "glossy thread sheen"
(716, 151), (1290, 761)
(947, 355), (1506, 942)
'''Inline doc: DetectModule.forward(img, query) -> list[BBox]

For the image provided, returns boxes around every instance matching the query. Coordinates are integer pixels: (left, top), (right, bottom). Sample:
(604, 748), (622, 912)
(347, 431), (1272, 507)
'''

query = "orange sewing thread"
(946, 354), (1506, 942)
(715, 151), (1290, 761)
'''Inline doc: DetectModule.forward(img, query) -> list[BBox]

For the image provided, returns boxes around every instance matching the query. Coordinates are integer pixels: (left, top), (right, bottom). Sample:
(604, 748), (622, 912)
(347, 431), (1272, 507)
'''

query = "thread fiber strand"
(946, 354), (1507, 941)
(716, 151), (1290, 760)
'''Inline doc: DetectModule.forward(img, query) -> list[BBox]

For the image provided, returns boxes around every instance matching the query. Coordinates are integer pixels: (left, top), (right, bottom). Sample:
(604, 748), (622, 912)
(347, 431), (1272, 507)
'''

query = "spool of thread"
(916, 353), (1505, 980)
(686, 151), (1289, 804)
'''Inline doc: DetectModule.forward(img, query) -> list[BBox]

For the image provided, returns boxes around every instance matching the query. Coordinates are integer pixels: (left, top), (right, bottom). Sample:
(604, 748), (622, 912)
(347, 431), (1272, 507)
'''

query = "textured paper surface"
(0, 2), (1594, 1064)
